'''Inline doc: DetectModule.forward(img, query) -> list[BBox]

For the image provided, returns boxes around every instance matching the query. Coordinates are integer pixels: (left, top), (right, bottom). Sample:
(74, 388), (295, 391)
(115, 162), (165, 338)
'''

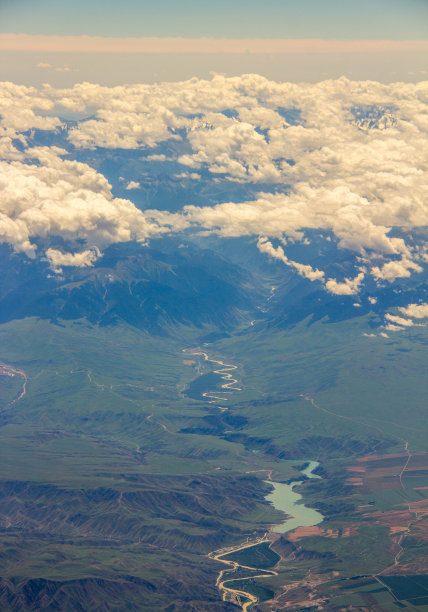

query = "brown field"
(363, 509), (412, 527)
(346, 452), (428, 546)
(347, 452), (428, 493)
(287, 524), (358, 541)
(347, 477), (364, 485)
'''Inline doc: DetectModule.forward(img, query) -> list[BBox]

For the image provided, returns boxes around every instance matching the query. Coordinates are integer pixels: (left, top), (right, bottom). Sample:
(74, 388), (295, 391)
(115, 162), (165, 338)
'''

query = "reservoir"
(301, 460), (321, 479)
(266, 462), (324, 534)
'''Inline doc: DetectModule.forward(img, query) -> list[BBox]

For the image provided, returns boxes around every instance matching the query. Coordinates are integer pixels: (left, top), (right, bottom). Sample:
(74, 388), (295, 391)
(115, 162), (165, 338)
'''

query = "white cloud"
(45, 247), (100, 272)
(0, 75), (427, 294)
(325, 272), (365, 295)
(383, 302), (428, 332)
(256, 236), (366, 296)
(384, 323), (405, 331)
(257, 237), (325, 282)
(385, 313), (414, 326)
(55, 66), (79, 73)
(174, 172), (200, 180)
(146, 154), (167, 161)
(36, 63), (78, 73)
(125, 180), (140, 190)
(398, 302), (428, 319)
(371, 257), (423, 281)
(180, 114), (281, 181)
(0, 147), (165, 258)
(0, 83), (60, 136)
(0, 129), (24, 161)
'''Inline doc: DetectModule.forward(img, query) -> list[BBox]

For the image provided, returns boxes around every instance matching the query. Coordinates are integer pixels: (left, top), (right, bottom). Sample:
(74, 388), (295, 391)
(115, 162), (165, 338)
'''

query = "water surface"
(266, 461), (324, 534)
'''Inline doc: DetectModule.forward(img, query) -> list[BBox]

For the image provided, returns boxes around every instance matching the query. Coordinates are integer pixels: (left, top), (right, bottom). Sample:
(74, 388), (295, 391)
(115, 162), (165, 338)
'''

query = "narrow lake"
(266, 461), (324, 534)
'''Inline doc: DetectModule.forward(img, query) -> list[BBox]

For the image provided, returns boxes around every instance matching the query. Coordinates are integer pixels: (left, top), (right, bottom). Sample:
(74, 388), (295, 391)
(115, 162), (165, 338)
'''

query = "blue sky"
(1, 0), (427, 39)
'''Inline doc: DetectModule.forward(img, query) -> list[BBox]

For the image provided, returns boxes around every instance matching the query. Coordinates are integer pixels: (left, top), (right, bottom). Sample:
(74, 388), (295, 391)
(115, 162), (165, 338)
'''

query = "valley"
(208, 462), (324, 610)
(182, 348), (241, 405)
(0, 245), (427, 610)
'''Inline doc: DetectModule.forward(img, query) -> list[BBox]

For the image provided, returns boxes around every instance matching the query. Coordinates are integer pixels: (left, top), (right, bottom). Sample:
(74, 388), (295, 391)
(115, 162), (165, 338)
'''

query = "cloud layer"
(0, 146), (164, 261)
(0, 75), (427, 287)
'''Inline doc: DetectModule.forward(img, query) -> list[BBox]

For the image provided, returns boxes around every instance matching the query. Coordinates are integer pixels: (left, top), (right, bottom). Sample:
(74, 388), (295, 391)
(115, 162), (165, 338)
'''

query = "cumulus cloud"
(383, 302), (428, 332)
(180, 113), (282, 181)
(325, 272), (365, 295)
(0, 147), (164, 261)
(145, 154), (167, 161)
(125, 180), (140, 190)
(256, 236), (366, 296)
(398, 302), (428, 319)
(0, 82), (60, 136)
(384, 323), (404, 331)
(174, 172), (200, 180)
(36, 62), (78, 72)
(257, 237), (325, 282)
(55, 66), (79, 73)
(45, 247), (100, 272)
(371, 257), (423, 281)
(385, 313), (415, 327)
(0, 75), (427, 292)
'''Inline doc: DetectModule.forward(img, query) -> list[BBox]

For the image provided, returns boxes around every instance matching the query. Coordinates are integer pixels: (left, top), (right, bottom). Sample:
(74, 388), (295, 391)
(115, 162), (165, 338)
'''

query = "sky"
(0, 0), (427, 84)
(1, 0), (428, 39)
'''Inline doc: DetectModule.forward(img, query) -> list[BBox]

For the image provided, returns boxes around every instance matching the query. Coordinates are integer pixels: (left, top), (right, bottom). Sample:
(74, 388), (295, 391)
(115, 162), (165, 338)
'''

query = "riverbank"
(209, 461), (325, 610)
(182, 348), (241, 406)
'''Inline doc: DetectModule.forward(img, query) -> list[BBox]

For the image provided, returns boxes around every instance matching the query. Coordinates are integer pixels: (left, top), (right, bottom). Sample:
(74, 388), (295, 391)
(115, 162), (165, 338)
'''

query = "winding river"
(183, 348), (324, 609)
(182, 348), (241, 407)
(210, 462), (324, 609)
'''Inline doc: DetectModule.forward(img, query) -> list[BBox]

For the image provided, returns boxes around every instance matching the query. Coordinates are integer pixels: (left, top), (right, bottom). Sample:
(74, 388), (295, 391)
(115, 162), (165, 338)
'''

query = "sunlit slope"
(212, 315), (428, 454)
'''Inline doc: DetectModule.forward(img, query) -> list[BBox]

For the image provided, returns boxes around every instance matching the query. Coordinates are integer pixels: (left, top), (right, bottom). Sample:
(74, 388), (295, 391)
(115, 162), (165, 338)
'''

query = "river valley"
(183, 348), (325, 610)
(182, 348), (241, 406)
(210, 461), (325, 610)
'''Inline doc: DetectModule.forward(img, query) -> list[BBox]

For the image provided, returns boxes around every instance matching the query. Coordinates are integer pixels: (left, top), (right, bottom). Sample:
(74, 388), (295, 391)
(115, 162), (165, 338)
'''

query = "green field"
(1, 313), (428, 609)
(220, 542), (280, 570)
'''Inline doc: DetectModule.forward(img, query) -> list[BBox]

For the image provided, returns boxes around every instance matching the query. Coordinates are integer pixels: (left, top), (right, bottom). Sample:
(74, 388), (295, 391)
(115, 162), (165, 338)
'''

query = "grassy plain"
(1, 313), (428, 609)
